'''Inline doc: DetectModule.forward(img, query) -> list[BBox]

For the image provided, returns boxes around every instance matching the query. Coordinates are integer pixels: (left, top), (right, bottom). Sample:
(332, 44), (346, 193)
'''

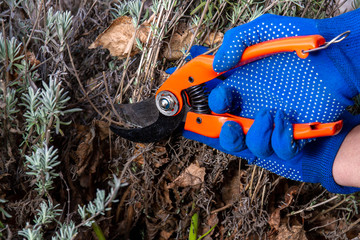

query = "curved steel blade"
(111, 102), (185, 143)
(114, 97), (159, 127)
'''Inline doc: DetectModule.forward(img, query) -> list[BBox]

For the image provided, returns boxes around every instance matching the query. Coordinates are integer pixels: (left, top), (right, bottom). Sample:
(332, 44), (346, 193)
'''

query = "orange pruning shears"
(110, 34), (343, 143)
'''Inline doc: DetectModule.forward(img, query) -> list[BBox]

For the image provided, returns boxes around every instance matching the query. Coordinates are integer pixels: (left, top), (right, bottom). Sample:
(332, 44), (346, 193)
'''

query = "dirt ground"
(1, 0), (360, 239)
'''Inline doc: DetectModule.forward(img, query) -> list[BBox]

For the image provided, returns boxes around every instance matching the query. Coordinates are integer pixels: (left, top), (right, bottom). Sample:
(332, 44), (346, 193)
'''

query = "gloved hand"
(208, 9), (360, 160)
(182, 10), (360, 194)
(184, 111), (360, 194)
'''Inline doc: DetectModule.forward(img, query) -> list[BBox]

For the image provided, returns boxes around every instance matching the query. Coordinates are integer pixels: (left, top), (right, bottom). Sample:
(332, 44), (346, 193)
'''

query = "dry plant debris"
(275, 224), (307, 240)
(1, 0), (360, 239)
(168, 163), (206, 188)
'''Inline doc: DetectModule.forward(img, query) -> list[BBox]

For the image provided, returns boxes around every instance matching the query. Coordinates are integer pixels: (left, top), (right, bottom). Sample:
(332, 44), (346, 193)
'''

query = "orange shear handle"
(184, 112), (343, 140)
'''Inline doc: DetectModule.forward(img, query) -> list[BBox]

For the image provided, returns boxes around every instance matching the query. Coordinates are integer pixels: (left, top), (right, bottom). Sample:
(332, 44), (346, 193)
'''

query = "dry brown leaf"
(152, 146), (169, 168)
(203, 31), (224, 46)
(134, 144), (169, 167)
(269, 208), (281, 232)
(25, 50), (41, 66)
(163, 30), (223, 61)
(134, 143), (146, 165)
(161, 181), (172, 206)
(159, 230), (174, 240)
(269, 186), (300, 234)
(168, 163), (205, 188)
(154, 157), (170, 168)
(159, 70), (171, 85)
(280, 186), (299, 210)
(221, 170), (246, 205)
(163, 30), (194, 61)
(312, 215), (347, 233)
(275, 224), (307, 240)
(95, 120), (110, 141)
(75, 126), (95, 175)
(74, 120), (107, 177)
(89, 16), (151, 59)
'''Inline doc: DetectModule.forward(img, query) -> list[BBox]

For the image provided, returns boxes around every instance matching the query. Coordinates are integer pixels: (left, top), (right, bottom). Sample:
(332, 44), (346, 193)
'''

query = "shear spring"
(186, 84), (211, 114)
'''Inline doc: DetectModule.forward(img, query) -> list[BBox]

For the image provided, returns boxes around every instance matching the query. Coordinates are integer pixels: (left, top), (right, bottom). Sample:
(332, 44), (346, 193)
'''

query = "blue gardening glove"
(208, 9), (360, 160)
(181, 10), (360, 194)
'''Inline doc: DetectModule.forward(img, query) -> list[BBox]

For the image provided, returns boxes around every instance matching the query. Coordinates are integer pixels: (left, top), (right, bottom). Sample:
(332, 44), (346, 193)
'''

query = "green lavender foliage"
(24, 143), (60, 194)
(0, 198), (11, 219)
(34, 201), (62, 226)
(55, 10), (73, 51)
(111, 1), (129, 18)
(51, 222), (78, 240)
(0, 88), (19, 124)
(18, 201), (62, 240)
(18, 226), (43, 240)
(0, 33), (24, 75)
(21, 75), (81, 139)
(39, 7), (73, 53)
(111, 0), (149, 25)
(78, 176), (121, 227)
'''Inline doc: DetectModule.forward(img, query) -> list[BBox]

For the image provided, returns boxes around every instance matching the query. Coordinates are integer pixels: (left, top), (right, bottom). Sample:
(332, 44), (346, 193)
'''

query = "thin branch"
(288, 195), (339, 216)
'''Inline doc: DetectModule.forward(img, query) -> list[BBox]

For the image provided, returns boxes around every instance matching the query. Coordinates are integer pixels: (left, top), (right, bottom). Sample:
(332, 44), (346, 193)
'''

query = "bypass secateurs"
(110, 33), (349, 143)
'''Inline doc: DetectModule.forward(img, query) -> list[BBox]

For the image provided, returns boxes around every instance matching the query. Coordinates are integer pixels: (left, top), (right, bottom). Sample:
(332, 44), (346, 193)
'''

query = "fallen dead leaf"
(75, 125), (95, 176)
(95, 120), (110, 141)
(160, 230), (174, 240)
(275, 224), (307, 240)
(25, 50), (41, 66)
(159, 70), (170, 85)
(203, 31), (224, 46)
(312, 215), (347, 234)
(268, 208), (281, 232)
(89, 16), (151, 59)
(221, 169), (246, 205)
(161, 181), (172, 206)
(134, 143), (146, 165)
(280, 186), (299, 210)
(268, 186), (299, 233)
(168, 163), (206, 188)
(162, 29), (193, 61)
(163, 29), (223, 61)
(154, 157), (170, 168)
(74, 120), (107, 177)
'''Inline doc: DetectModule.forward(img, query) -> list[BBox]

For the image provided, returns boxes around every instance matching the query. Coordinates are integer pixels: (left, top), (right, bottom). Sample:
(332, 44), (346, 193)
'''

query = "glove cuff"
(302, 112), (360, 194)
(317, 9), (360, 97)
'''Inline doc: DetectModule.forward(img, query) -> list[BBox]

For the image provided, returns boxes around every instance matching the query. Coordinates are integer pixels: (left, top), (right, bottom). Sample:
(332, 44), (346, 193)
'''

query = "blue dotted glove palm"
(182, 9), (360, 194)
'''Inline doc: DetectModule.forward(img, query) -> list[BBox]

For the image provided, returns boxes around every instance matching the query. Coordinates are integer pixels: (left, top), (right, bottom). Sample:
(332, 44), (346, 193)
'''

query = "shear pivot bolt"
(156, 91), (179, 116)
(159, 97), (174, 110)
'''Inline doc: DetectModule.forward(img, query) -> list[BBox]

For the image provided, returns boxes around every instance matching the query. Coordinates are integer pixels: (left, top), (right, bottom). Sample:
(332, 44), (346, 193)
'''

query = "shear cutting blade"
(111, 97), (185, 143)
(114, 97), (159, 128)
